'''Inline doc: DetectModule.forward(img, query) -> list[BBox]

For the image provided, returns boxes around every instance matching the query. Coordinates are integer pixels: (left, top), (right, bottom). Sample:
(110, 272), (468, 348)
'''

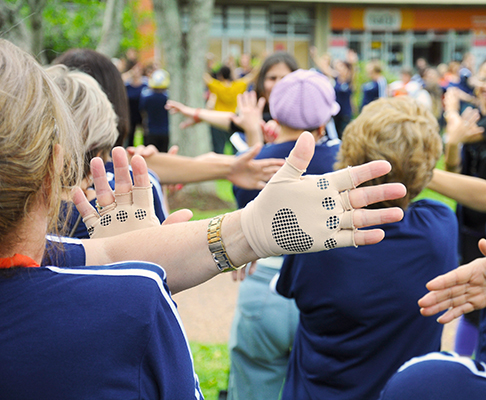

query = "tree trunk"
(153, 0), (213, 158)
(96, 0), (126, 58)
(27, 0), (47, 64)
(0, 1), (32, 55)
(153, 0), (220, 199)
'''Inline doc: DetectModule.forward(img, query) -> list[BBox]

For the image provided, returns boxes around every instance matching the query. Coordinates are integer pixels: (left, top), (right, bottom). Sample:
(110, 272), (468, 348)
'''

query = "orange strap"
(0, 254), (39, 269)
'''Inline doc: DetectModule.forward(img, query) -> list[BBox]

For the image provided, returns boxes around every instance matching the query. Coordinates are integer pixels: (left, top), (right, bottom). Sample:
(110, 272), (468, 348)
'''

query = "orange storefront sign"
(331, 7), (486, 31)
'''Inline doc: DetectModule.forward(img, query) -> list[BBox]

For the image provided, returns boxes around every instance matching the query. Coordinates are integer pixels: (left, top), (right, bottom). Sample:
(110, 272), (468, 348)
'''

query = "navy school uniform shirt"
(361, 76), (387, 110)
(276, 199), (458, 400)
(233, 138), (341, 209)
(379, 352), (486, 400)
(0, 261), (204, 399)
(66, 160), (167, 239)
(126, 80), (148, 126)
(139, 88), (170, 136)
(334, 78), (353, 118)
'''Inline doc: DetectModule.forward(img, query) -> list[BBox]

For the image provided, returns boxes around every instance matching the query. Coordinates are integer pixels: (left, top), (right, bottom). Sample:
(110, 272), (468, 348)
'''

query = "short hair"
(0, 39), (83, 247)
(401, 66), (413, 77)
(368, 60), (382, 74)
(46, 65), (119, 179)
(53, 49), (129, 147)
(335, 97), (442, 209)
(217, 65), (232, 81)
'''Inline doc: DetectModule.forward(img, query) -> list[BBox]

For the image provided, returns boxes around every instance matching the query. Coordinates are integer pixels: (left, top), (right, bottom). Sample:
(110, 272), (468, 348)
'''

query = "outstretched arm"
(128, 145), (284, 189)
(165, 99), (233, 131)
(77, 133), (405, 294)
(428, 169), (486, 212)
(418, 238), (486, 324)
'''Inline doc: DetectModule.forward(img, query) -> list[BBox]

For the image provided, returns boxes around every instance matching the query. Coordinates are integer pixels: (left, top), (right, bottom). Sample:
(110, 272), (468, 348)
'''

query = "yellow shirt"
(206, 79), (247, 112)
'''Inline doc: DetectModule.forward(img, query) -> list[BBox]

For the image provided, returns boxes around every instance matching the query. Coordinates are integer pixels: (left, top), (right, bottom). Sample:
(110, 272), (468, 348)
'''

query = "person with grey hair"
(45, 65), (168, 237)
(0, 39), (406, 399)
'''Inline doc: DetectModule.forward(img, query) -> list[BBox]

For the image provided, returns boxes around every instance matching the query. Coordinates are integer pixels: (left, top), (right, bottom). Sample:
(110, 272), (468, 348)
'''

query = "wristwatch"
(207, 214), (247, 272)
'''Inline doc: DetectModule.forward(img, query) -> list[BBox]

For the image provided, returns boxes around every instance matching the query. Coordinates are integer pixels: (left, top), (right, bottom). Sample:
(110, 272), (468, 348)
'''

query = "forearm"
(443, 142), (462, 172)
(143, 153), (234, 184)
(197, 109), (233, 131)
(82, 210), (257, 294)
(428, 169), (486, 212)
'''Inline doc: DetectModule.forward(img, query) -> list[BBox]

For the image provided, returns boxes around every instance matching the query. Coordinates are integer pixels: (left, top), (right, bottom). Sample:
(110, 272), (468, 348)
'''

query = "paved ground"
(173, 273), (240, 343)
(173, 273), (458, 350)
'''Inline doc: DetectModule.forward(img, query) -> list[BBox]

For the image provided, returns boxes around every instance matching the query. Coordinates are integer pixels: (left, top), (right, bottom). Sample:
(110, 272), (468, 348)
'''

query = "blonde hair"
(335, 96), (442, 209)
(45, 65), (118, 178)
(0, 39), (83, 248)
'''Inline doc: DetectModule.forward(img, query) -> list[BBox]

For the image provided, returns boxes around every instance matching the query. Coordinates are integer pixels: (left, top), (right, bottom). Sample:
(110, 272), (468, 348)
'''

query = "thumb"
(479, 238), (486, 257)
(257, 96), (266, 113)
(168, 145), (179, 156)
(286, 131), (315, 171)
(162, 209), (193, 225)
(239, 142), (262, 161)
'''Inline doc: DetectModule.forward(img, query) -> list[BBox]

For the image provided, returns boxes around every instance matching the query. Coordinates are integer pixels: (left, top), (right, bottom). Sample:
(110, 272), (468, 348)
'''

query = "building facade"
(210, 1), (486, 69)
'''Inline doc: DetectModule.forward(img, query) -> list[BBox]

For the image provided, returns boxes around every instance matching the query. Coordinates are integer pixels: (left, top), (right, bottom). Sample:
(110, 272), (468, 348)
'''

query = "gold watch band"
(207, 214), (247, 272)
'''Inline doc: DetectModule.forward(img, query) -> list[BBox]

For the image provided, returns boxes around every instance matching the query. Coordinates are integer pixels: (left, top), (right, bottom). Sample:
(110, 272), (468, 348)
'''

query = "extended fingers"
(353, 229), (384, 246)
(418, 284), (468, 311)
(91, 157), (115, 207)
(352, 207), (404, 229)
(131, 155), (151, 188)
(112, 147), (133, 195)
(349, 182), (407, 209)
(348, 160), (392, 187)
(72, 186), (97, 219)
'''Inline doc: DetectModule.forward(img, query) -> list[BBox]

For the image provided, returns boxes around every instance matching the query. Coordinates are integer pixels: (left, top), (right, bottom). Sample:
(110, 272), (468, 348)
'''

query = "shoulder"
(44, 235), (86, 267)
(402, 200), (458, 237)
(46, 261), (170, 296)
(140, 87), (153, 98)
(362, 81), (377, 90)
(380, 352), (486, 400)
(407, 199), (455, 218)
(256, 141), (295, 160)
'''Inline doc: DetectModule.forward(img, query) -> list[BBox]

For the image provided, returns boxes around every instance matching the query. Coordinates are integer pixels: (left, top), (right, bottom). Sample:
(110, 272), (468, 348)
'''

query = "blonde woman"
(275, 96), (458, 400)
(45, 65), (167, 237)
(0, 39), (405, 399)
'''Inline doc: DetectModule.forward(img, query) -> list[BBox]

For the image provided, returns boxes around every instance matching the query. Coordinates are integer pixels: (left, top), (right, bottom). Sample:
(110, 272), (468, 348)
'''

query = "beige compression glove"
(240, 159), (357, 258)
(83, 185), (161, 239)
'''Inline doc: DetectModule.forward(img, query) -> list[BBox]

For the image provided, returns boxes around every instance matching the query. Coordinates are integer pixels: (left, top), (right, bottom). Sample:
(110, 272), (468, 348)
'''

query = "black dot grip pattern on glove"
(100, 215), (112, 226)
(322, 197), (336, 210)
(324, 238), (338, 249)
(317, 178), (330, 190)
(326, 215), (340, 230)
(135, 209), (147, 220)
(271, 208), (314, 252)
(116, 210), (129, 222)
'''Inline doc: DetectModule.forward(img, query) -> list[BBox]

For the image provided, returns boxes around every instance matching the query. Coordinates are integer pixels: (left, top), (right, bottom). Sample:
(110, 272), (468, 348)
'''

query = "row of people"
(0, 38), (407, 398)
(5, 37), (486, 398)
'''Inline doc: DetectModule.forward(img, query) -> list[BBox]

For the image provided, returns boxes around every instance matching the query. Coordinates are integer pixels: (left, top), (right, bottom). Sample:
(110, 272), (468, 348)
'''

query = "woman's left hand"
(72, 147), (160, 238)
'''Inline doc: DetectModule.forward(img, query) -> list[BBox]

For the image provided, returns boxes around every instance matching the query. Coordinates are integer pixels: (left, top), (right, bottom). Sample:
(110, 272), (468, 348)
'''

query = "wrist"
(211, 211), (258, 269)
(193, 108), (202, 123)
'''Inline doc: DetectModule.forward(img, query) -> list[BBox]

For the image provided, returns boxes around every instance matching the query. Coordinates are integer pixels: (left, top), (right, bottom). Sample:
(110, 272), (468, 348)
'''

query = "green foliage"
(38, 0), (145, 63)
(120, 0), (150, 55)
(43, 0), (104, 62)
(190, 342), (229, 399)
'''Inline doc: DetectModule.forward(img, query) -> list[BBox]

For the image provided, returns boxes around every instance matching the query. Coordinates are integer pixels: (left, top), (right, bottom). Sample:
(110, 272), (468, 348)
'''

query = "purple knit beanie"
(269, 69), (340, 130)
